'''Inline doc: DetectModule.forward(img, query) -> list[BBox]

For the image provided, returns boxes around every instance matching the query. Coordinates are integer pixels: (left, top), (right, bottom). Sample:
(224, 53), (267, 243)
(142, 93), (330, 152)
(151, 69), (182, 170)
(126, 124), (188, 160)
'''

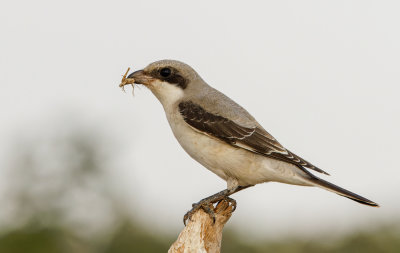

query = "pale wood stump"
(168, 200), (234, 253)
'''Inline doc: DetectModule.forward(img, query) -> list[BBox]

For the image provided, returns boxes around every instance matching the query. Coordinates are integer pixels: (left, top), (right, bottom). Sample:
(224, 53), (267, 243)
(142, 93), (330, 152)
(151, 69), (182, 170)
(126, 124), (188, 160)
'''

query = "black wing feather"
(179, 101), (329, 175)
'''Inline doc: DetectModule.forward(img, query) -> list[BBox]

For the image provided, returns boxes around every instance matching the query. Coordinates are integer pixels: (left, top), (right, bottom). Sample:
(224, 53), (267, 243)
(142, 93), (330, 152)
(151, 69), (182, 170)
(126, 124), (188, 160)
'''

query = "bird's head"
(128, 60), (203, 106)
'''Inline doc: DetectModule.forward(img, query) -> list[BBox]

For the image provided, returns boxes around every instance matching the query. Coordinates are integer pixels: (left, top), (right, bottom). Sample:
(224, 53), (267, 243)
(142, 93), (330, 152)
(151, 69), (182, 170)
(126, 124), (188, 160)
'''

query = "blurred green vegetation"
(0, 128), (398, 253)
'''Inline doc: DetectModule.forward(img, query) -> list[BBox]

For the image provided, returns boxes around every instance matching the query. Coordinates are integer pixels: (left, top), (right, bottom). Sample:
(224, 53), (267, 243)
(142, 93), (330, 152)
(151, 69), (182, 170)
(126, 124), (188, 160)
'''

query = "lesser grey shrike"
(123, 59), (378, 225)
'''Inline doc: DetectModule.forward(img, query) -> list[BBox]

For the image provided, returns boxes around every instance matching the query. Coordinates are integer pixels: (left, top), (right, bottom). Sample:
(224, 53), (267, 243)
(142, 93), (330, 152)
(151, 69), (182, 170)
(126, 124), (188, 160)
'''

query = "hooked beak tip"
(127, 69), (153, 85)
(127, 70), (143, 79)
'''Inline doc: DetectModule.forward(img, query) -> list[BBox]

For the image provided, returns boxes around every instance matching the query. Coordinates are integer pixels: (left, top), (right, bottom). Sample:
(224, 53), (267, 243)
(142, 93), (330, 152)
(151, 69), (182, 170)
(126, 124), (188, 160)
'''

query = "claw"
(182, 186), (252, 226)
(183, 212), (190, 226)
(224, 196), (237, 212)
(183, 203), (198, 225)
(183, 196), (238, 225)
(183, 202), (215, 225)
(202, 204), (216, 224)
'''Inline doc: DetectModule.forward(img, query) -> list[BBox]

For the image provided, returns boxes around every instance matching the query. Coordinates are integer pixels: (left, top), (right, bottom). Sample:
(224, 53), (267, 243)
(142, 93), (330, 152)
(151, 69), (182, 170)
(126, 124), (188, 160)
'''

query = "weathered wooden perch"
(168, 200), (234, 253)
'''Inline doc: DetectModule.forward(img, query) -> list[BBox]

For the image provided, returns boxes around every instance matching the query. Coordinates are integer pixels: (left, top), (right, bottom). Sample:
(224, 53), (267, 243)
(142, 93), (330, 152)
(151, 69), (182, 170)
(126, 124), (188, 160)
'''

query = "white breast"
(163, 105), (311, 189)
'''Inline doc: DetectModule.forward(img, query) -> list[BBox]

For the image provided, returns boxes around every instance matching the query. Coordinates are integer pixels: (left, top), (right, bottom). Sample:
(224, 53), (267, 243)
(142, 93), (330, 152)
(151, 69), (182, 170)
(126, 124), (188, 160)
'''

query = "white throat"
(148, 80), (184, 108)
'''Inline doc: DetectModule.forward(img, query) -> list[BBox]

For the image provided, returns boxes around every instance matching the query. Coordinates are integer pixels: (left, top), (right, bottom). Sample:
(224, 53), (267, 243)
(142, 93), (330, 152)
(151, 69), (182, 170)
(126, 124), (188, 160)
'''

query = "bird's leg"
(183, 185), (253, 225)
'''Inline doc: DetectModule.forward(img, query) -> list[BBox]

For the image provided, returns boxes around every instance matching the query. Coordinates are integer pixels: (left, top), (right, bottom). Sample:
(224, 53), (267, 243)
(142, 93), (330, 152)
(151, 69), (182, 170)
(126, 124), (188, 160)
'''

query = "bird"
(123, 59), (379, 224)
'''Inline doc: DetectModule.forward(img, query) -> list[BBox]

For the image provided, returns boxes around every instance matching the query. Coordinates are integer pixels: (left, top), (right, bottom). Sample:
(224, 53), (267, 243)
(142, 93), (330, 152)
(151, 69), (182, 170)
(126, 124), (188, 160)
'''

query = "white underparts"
(148, 80), (184, 107)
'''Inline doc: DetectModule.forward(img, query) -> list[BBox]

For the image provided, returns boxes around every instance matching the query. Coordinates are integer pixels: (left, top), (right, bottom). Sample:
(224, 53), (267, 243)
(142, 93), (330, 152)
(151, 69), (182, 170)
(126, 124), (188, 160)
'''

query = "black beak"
(127, 70), (142, 79)
(127, 69), (154, 85)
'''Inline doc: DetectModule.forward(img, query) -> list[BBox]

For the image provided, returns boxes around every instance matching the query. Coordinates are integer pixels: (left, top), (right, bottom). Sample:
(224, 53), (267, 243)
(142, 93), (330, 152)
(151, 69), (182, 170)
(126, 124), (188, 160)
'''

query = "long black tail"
(307, 175), (379, 207)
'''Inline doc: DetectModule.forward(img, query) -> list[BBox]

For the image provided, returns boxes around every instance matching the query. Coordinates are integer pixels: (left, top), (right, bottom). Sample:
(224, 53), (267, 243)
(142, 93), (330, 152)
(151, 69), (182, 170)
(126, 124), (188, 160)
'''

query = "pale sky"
(1, 0), (400, 239)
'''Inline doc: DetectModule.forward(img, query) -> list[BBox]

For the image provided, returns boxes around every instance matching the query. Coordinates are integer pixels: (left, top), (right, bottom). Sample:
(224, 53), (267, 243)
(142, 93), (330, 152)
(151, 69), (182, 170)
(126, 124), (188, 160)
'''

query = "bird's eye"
(159, 68), (172, 77)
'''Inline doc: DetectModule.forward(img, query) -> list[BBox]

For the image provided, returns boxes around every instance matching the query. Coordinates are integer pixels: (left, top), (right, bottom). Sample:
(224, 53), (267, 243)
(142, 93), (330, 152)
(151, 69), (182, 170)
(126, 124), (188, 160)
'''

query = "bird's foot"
(183, 202), (214, 226)
(183, 196), (236, 226)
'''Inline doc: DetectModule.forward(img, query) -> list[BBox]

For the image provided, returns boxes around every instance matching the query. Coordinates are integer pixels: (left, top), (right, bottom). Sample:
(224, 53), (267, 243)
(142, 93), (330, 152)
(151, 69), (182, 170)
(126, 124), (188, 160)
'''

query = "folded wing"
(179, 101), (329, 175)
